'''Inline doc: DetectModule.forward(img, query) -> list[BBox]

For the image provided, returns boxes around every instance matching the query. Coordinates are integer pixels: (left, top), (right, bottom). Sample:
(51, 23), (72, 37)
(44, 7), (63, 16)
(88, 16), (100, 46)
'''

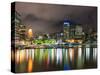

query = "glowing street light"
(28, 28), (33, 38)
(28, 28), (33, 45)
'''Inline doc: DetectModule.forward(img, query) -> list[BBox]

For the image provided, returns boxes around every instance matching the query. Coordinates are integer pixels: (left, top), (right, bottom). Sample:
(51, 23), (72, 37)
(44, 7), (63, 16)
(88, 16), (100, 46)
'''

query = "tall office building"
(75, 25), (83, 39)
(11, 11), (22, 45)
(63, 19), (70, 40)
(14, 11), (26, 45)
(69, 25), (76, 39)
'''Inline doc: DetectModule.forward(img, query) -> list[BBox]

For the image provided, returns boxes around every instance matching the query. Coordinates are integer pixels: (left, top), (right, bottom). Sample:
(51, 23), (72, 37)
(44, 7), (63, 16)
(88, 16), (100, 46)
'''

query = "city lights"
(28, 28), (33, 38)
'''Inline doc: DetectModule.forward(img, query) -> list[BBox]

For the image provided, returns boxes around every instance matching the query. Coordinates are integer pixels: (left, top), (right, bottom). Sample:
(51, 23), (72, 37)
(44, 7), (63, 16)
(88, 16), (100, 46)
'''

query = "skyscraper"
(63, 19), (70, 40)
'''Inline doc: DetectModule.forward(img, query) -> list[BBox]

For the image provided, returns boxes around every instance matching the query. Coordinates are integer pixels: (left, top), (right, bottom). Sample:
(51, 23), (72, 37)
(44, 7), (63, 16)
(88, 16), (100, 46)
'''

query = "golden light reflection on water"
(15, 50), (20, 64)
(28, 57), (33, 72)
(11, 51), (14, 61)
(20, 50), (26, 63)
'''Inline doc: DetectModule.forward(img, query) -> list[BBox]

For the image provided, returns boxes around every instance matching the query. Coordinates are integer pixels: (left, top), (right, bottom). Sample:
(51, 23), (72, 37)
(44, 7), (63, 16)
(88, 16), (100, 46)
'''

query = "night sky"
(15, 2), (97, 33)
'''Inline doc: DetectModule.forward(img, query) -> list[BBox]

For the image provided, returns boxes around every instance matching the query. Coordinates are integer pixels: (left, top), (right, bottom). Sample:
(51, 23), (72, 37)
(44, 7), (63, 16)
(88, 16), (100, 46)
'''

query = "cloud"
(15, 2), (97, 33)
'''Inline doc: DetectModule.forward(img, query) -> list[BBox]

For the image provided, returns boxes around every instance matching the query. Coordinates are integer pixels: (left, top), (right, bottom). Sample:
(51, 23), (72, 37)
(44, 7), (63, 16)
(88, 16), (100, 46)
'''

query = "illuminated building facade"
(63, 19), (70, 40)
(14, 11), (26, 45)
(75, 25), (83, 39)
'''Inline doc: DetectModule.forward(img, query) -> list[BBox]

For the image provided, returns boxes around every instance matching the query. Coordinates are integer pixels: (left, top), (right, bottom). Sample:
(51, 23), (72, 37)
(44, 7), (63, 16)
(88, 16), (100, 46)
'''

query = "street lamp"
(28, 28), (33, 45)
(28, 28), (33, 38)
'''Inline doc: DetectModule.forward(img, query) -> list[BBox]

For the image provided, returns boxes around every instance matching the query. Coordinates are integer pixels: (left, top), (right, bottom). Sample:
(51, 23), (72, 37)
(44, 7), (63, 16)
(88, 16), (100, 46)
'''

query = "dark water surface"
(12, 46), (97, 73)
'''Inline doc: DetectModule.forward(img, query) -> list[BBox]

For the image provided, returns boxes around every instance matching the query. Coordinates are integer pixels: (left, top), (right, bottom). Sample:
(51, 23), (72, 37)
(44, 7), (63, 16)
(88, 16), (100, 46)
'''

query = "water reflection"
(12, 47), (97, 73)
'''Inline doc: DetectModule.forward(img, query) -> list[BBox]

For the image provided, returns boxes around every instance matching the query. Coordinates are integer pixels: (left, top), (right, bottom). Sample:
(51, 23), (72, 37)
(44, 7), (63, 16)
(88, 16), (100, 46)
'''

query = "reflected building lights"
(93, 48), (97, 61)
(47, 49), (51, 66)
(27, 49), (33, 72)
(28, 49), (32, 58)
(64, 49), (70, 70)
(11, 51), (14, 62)
(15, 50), (20, 64)
(56, 48), (60, 64)
(69, 48), (74, 63)
(26, 49), (29, 60)
(60, 49), (63, 64)
(86, 48), (90, 60)
(77, 47), (83, 68)
(28, 57), (33, 72)
(13, 47), (97, 72)
(39, 49), (43, 63)
(43, 49), (48, 66)
(32, 49), (34, 60)
(56, 48), (62, 65)
(51, 49), (55, 63)
(19, 50), (26, 63)
(78, 48), (82, 59)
